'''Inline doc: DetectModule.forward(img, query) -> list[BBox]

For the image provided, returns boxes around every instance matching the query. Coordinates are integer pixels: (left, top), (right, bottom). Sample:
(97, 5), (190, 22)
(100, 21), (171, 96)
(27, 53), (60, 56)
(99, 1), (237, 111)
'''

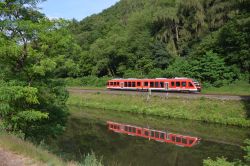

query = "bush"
(62, 76), (111, 87)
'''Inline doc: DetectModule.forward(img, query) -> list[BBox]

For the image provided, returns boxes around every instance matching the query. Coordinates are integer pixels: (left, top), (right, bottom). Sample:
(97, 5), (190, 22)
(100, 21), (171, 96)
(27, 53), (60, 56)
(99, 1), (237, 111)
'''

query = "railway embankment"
(67, 91), (250, 127)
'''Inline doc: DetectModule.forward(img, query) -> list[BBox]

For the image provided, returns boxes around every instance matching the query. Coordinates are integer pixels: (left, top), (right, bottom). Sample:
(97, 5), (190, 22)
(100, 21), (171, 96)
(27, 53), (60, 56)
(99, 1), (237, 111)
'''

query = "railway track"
(68, 88), (250, 101)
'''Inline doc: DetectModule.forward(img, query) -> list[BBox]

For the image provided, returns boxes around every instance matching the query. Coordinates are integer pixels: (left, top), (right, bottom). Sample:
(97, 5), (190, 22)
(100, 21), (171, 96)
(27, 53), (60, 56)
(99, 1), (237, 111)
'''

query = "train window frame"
(155, 132), (159, 138)
(151, 131), (155, 137)
(124, 82), (127, 87)
(133, 127), (136, 133)
(160, 133), (165, 139)
(188, 82), (193, 87)
(114, 82), (116, 86)
(144, 131), (149, 136)
(110, 82), (113, 86)
(128, 82), (131, 87)
(150, 82), (154, 87)
(171, 82), (175, 87)
(176, 82), (180, 87)
(144, 82), (148, 86)
(137, 82), (141, 86)
(132, 82), (135, 87)
(176, 137), (181, 143)
(155, 82), (159, 87)
(189, 139), (194, 144)
(182, 138), (187, 144)
(117, 82), (119, 86)
(160, 82), (164, 88)
(182, 82), (186, 87)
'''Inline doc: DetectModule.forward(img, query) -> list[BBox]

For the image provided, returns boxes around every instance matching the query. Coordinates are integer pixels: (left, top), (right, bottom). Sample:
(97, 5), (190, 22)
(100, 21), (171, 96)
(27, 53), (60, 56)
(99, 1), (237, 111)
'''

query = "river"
(48, 106), (249, 166)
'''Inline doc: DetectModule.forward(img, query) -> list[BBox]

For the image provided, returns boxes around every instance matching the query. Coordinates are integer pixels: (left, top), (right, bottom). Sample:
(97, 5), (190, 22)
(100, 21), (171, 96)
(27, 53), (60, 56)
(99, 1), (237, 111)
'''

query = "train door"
(121, 82), (124, 89)
(165, 82), (169, 90)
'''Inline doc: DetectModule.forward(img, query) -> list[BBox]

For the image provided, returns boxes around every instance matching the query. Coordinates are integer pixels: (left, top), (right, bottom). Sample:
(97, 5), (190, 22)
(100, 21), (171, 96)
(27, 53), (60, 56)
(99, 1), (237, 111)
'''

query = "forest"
(67, 0), (250, 87)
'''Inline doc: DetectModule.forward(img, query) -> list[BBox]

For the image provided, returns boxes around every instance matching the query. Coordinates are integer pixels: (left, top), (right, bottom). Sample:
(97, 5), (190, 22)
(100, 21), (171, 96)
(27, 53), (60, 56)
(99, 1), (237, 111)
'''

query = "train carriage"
(107, 121), (200, 147)
(107, 77), (201, 92)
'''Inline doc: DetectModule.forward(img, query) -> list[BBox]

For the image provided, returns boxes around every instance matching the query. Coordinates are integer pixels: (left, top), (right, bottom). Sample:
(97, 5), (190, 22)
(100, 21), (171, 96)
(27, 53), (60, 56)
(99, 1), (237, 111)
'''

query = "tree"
(0, 0), (69, 141)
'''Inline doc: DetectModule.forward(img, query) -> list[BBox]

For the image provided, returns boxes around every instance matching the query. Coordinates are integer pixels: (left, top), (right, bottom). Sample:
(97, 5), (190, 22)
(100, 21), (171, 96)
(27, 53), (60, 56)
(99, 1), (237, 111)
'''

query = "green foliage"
(67, 0), (249, 87)
(203, 139), (250, 166)
(203, 157), (235, 166)
(243, 139), (250, 164)
(79, 152), (103, 166)
(62, 76), (111, 87)
(0, 0), (70, 141)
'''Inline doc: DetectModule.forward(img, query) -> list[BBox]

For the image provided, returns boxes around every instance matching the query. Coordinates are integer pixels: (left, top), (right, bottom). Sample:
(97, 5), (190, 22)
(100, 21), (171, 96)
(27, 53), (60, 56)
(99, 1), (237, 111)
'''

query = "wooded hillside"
(68, 0), (249, 86)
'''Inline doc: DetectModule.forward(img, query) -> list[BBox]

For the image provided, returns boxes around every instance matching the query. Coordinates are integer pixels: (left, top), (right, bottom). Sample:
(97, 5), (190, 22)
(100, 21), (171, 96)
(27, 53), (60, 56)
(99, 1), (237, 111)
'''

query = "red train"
(107, 77), (201, 92)
(107, 121), (201, 147)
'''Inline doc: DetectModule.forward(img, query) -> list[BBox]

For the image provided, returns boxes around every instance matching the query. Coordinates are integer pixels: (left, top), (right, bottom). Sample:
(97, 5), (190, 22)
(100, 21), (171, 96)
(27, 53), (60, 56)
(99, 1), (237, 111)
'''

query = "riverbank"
(67, 93), (250, 127)
(0, 132), (68, 166)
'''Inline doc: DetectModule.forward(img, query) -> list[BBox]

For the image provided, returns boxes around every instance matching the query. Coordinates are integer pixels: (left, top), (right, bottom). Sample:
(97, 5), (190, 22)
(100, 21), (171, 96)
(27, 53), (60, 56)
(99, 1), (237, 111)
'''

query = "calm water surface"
(49, 106), (249, 166)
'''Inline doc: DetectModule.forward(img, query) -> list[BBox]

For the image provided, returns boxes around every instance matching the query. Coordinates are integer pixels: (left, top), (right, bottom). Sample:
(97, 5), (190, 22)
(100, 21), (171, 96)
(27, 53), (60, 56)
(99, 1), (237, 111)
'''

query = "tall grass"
(0, 132), (68, 166)
(67, 93), (250, 127)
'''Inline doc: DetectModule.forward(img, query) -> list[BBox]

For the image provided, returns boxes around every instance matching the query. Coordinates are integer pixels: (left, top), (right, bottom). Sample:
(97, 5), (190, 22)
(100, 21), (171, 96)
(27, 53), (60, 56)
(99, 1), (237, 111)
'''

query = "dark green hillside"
(69, 0), (249, 86)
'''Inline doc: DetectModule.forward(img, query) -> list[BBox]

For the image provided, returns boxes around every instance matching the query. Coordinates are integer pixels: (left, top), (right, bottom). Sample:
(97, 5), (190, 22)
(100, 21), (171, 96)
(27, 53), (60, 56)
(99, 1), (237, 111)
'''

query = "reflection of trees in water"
(52, 114), (244, 166)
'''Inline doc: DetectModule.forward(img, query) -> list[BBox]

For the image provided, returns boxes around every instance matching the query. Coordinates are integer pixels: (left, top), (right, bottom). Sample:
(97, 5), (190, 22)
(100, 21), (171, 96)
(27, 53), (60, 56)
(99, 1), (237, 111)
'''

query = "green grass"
(0, 132), (71, 166)
(67, 93), (250, 127)
(202, 80), (250, 96)
(0, 132), (104, 166)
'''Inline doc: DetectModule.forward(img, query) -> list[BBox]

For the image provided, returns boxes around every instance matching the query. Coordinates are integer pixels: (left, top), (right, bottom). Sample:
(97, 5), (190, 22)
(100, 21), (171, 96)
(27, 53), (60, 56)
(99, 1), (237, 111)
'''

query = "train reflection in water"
(107, 121), (201, 147)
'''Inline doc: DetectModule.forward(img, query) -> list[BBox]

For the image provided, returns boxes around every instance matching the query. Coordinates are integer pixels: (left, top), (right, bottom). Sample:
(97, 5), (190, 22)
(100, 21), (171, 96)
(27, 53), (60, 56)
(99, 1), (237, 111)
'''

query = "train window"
(176, 82), (180, 87)
(125, 126), (128, 131)
(117, 126), (120, 130)
(137, 82), (141, 86)
(132, 82), (135, 87)
(144, 82), (148, 86)
(114, 82), (116, 86)
(117, 82), (119, 86)
(114, 125), (117, 129)
(128, 82), (131, 87)
(182, 138), (187, 144)
(176, 137), (181, 143)
(182, 82), (186, 87)
(144, 131), (149, 136)
(133, 128), (136, 133)
(150, 82), (154, 87)
(188, 82), (193, 87)
(160, 82), (164, 88)
(189, 139), (194, 144)
(160, 133), (165, 139)
(171, 82), (175, 86)
(155, 82), (159, 87)
(151, 131), (154, 137)
(124, 82), (127, 87)
(171, 136), (175, 142)
(129, 127), (132, 132)
(110, 124), (113, 128)
(137, 130), (141, 134)
(155, 132), (159, 138)
(110, 82), (113, 86)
